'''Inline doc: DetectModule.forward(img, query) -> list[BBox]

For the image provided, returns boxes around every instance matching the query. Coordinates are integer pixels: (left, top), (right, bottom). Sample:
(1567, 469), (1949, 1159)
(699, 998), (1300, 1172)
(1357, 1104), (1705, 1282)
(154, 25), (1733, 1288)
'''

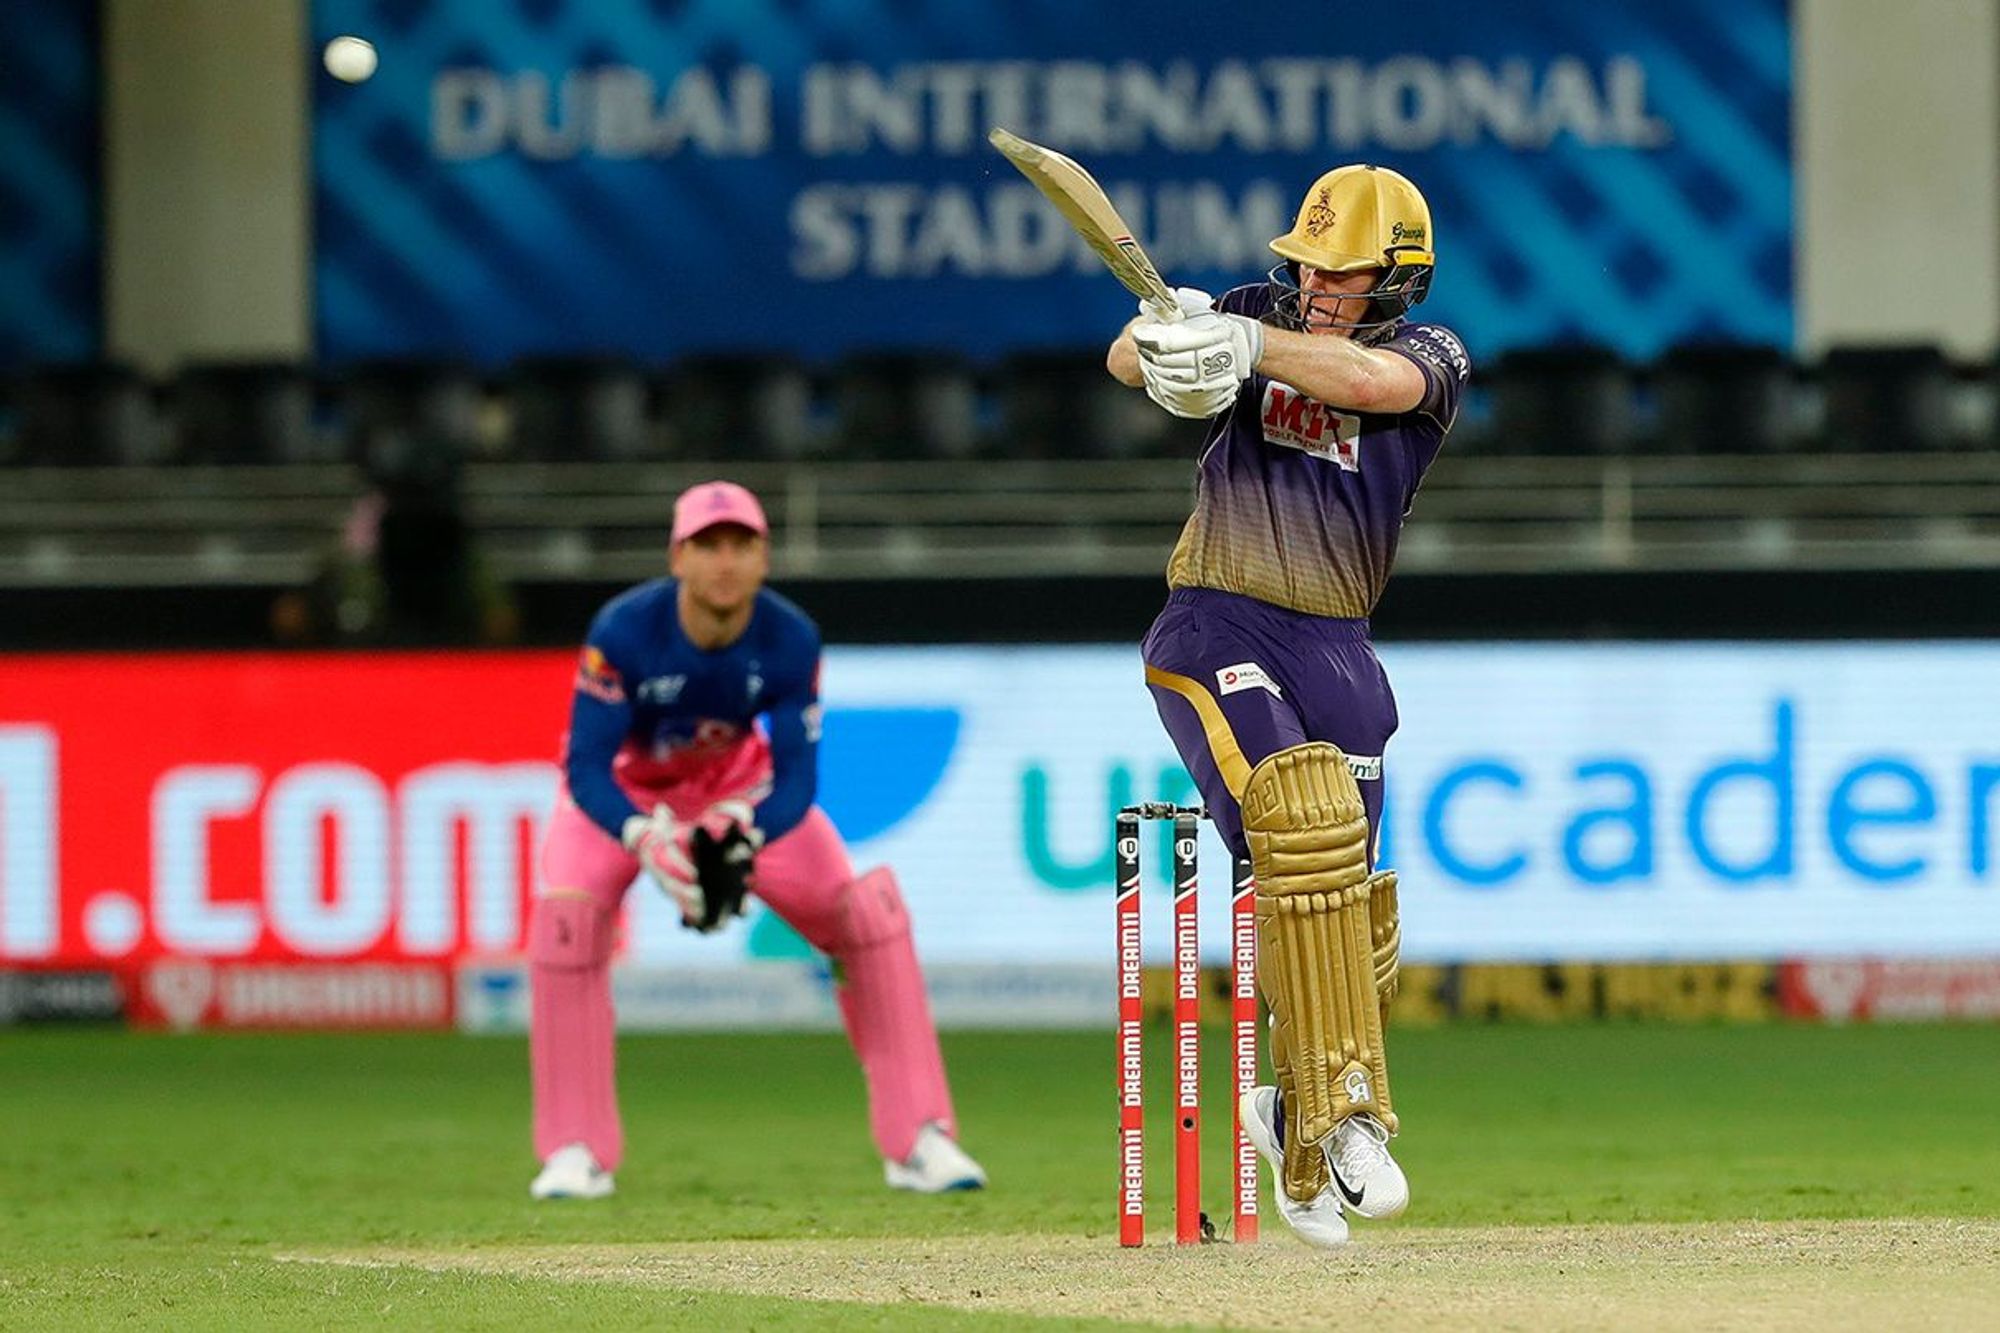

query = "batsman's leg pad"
(1370, 870), (1400, 1012)
(1244, 743), (1396, 1202)
(530, 892), (623, 1170)
(826, 867), (955, 1162)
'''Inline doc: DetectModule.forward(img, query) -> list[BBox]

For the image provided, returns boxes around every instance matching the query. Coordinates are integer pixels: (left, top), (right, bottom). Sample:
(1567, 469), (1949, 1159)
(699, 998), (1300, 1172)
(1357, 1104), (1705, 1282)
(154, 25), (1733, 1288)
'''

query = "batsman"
(1107, 165), (1469, 1247)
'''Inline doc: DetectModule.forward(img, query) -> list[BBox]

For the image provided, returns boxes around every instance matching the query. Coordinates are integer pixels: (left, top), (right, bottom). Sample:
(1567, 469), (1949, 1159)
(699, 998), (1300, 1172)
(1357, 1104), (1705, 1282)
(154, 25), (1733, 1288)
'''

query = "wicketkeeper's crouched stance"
(528, 481), (985, 1200)
(1111, 164), (1468, 1246)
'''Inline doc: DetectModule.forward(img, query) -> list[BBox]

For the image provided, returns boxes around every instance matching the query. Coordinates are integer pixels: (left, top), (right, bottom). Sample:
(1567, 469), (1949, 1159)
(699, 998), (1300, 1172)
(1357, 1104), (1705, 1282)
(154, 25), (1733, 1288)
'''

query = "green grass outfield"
(4, 1024), (1999, 1329)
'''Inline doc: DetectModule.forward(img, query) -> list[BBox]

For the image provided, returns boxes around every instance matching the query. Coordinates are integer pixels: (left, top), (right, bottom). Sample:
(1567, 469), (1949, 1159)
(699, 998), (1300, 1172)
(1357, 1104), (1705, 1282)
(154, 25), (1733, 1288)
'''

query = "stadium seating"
(2, 341), (1993, 468)
(659, 353), (820, 461)
(336, 359), (486, 464)
(1818, 343), (1957, 452)
(827, 352), (983, 461)
(172, 360), (324, 465)
(508, 356), (653, 462)
(1652, 342), (1796, 455)
(1486, 344), (1636, 456)
(6, 360), (163, 466)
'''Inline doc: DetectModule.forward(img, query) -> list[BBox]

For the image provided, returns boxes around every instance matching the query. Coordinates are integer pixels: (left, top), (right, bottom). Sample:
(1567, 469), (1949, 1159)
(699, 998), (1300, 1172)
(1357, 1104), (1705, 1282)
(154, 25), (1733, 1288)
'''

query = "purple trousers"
(1142, 587), (1397, 862)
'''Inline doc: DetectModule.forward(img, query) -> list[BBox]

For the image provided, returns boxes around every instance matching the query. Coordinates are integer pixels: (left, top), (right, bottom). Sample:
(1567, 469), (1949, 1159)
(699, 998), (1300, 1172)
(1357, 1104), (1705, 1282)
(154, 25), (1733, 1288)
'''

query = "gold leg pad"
(1246, 744), (1397, 1201)
(1370, 869), (1400, 1011)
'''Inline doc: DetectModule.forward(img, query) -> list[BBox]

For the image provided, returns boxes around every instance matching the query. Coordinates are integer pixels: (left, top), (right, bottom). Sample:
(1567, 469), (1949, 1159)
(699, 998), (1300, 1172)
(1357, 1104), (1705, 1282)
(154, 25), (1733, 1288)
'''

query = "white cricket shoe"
(529, 1142), (614, 1200)
(884, 1122), (988, 1193)
(1329, 1113), (1409, 1220)
(1240, 1086), (1349, 1248)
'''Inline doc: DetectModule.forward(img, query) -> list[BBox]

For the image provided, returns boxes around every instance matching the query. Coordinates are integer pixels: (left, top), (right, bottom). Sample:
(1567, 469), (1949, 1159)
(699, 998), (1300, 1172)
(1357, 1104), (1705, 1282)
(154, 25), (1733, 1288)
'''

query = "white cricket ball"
(323, 35), (378, 84)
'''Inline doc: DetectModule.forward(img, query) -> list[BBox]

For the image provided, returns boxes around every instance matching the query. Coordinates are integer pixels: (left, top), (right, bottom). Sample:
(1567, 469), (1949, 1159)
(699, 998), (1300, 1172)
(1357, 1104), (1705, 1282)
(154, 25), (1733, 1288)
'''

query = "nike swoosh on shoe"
(1330, 1161), (1365, 1209)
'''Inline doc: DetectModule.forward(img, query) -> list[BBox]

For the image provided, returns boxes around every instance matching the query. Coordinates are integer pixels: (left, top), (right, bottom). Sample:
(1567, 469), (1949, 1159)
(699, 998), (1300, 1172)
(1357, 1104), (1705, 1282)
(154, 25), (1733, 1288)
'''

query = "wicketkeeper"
(1107, 165), (1470, 1247)
(528, 480), (986, 1200)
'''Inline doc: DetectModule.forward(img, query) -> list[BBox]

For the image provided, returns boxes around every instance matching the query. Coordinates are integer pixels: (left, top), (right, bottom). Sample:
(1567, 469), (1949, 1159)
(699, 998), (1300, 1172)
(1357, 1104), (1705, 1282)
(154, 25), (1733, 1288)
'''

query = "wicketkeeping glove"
(623, 805), (703, 924)
(688, 821), (756, 932)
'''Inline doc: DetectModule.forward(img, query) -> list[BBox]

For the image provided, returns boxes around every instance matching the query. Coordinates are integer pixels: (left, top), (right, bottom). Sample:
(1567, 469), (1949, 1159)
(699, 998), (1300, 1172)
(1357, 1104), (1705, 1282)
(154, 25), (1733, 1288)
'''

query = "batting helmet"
(1266, 165), (1434, 336)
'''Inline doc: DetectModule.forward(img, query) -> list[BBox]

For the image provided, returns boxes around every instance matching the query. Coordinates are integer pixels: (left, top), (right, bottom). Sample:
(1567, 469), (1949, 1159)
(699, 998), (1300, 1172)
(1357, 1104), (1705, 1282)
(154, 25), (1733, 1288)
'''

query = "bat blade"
(988, 127), (1181, 321)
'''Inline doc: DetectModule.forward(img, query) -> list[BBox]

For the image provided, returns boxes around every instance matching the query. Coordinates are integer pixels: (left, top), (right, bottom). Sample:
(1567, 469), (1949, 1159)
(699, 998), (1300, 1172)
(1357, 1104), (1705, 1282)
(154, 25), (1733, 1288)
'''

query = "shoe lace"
(1335, 1114), (1391, 1172)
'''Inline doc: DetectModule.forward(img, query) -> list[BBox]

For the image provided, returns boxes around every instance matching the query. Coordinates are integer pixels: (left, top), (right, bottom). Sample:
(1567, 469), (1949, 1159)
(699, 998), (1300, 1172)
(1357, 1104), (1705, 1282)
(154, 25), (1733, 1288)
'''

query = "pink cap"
(671, 480), (768, 544)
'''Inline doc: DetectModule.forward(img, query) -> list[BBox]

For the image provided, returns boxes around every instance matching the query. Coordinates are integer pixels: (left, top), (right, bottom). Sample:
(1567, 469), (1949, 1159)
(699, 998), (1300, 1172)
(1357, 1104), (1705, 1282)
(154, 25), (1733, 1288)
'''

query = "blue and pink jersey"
(560, 580), (822, 843)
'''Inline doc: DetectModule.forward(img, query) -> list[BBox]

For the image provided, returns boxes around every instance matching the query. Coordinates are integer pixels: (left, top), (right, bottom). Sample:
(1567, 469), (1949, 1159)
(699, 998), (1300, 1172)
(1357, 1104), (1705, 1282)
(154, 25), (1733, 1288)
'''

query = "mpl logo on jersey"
(1261, 382), (1361, 469)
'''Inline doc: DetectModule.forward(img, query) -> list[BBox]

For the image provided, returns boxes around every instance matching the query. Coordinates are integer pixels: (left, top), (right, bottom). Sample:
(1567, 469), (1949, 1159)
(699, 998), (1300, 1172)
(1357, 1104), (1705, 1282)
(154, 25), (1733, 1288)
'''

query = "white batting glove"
(1138, 356), (1237, 418)
(1133, 314), (1261, 419)
(1160, 286), (1217, 319)
(621, 804), (701, 922)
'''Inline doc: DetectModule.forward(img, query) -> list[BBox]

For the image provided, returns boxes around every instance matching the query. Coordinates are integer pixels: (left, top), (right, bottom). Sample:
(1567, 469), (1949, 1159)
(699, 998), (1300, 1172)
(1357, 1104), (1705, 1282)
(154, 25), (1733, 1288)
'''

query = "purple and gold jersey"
(1164, 285), (1470, 618)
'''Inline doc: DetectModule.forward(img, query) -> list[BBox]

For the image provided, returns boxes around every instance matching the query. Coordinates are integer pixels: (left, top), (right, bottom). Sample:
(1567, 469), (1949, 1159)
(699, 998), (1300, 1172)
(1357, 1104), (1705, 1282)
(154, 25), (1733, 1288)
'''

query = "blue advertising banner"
(0, 0), (99, 368)
(312, 0), (1791, 366)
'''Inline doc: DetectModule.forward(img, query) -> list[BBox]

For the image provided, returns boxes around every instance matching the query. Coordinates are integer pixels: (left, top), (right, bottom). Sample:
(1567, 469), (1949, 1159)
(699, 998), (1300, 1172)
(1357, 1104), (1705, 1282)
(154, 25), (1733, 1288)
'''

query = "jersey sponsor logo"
(1217, 662), (1282, 699)
(1345, 753), (1384, 781)
(635, 674), (686, 704)
(645, 718), (748, 764)
(574, 646), (626, 704)
(1260, 382), (1361, 471)
(1400, 325), (1470, 384)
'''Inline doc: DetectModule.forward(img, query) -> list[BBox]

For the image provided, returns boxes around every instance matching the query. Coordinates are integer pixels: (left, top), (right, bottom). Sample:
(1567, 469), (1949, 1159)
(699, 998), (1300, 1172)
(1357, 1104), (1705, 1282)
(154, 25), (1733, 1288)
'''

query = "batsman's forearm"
(1106, 322), (1144, 387)
(1253, 327), (1422, 414)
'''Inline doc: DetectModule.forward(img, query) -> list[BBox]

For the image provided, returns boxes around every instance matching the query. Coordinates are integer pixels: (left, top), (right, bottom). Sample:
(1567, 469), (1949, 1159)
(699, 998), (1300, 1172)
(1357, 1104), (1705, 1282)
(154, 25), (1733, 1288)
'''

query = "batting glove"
(1133, 314), (1260, 419)
(1164, 286), (1218, 319)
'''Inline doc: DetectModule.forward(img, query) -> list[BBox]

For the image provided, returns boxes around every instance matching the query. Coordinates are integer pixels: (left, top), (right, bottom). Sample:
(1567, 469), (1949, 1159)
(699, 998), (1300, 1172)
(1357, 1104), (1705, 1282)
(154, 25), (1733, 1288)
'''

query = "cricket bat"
(988, 127), (1182, 322)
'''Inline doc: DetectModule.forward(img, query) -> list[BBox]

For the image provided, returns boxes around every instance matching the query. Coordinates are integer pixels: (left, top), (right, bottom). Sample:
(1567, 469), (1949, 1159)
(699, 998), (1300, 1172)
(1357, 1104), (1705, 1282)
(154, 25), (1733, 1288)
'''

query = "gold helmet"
(1266, 164), (1434, 335)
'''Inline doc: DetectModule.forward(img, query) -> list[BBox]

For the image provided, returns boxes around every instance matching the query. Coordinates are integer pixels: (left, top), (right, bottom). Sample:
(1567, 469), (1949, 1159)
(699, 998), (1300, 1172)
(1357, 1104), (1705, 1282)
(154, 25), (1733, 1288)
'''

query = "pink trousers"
(529, 769), (956, 1171)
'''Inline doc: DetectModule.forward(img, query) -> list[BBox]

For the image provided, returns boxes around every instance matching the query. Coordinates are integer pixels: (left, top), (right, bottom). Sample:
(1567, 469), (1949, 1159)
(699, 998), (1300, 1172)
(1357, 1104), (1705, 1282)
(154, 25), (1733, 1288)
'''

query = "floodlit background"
(3, 0), (1998, 1026)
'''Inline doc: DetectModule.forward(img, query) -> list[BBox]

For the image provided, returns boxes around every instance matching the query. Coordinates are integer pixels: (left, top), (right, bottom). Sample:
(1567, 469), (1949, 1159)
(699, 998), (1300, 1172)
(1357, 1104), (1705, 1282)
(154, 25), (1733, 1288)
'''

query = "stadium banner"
(1777, 958), (2000, 1023)
(311, 0), (1791, 365)
(127, 959), (454, 1032)
(0, 969), (125, 1026)
(0, 0), (99, 369)
(3, 644), (1997, 976)
(456, 959), (1781, 1033)
(457, 961), (1108, 1033)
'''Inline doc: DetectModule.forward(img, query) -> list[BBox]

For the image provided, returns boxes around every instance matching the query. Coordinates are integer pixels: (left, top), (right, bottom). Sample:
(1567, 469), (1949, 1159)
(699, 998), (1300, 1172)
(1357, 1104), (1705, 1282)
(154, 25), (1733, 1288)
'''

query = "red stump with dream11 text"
(1114, 802), (1257, 1247)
